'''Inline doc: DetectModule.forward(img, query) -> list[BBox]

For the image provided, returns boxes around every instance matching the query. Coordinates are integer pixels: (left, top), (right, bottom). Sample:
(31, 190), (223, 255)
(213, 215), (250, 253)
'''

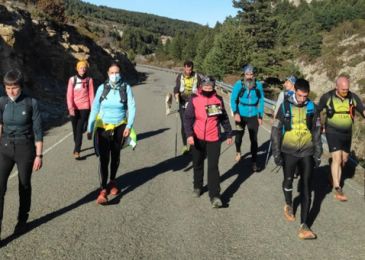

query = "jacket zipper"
(203, 96), (208, 141)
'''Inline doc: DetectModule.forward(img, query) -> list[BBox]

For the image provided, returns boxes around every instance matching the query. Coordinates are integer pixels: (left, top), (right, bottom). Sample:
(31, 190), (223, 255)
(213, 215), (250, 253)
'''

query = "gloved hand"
(274, 155), (283, 166)
(313, 156), (321, 168)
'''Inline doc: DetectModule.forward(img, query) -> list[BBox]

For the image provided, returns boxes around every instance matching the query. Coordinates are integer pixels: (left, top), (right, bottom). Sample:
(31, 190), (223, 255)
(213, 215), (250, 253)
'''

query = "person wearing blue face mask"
(87, 63), (136, 205)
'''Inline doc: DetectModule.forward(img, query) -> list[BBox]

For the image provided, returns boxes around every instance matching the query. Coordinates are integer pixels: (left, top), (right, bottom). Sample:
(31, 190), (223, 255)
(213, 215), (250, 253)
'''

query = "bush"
(36, 0), (66, 24)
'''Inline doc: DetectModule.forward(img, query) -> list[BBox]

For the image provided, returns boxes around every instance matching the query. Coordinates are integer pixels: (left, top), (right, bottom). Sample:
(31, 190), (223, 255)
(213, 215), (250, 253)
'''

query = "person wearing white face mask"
(87, 63), (136, 205)
(0, 69), (43, 239)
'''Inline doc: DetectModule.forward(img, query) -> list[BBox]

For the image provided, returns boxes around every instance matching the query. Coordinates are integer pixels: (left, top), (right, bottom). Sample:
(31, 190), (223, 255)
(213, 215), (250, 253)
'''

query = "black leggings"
(71, 109), (90, 153)
(96, 124), (126, 189)
(283, 154), (313, 225)
(191, 138), (221, 199)
(179, 105), (187, 146)
(234, 116), (259, 162)
(0, 139), (35, 223)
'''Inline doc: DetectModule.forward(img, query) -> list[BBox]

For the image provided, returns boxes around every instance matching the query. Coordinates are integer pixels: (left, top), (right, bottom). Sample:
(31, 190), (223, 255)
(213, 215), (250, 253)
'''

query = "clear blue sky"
(84, 0), (238, 27)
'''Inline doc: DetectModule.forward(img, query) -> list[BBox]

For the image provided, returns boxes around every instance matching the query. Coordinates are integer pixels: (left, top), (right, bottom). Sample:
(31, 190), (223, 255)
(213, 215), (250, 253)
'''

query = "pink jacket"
(184, 90), (232, 142)
(66, 76), (95, 113)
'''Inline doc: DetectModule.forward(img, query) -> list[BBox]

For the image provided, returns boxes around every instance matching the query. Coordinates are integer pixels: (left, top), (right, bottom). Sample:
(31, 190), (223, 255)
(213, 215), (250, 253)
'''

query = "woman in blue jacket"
(87, 63), (136, 205)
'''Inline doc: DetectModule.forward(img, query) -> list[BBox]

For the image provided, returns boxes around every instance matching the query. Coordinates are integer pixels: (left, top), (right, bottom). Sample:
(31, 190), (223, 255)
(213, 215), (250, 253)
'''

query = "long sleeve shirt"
(87, 82), (136, 132)
(66, 75), (95, 113)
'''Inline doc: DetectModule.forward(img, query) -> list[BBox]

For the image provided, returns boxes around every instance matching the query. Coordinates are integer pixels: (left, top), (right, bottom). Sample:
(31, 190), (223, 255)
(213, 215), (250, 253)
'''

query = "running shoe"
(108, 180), (120, 195)
(334, 187), (347, 202)
(211, 197), (222, 208)
(96, 189), (108, 205)
(193, 188), (201, 198)
(298, 224), (317, 240)
(284, 204), (295, 222)
(73, 152), (80, 159)
(235, 152), (241, 162)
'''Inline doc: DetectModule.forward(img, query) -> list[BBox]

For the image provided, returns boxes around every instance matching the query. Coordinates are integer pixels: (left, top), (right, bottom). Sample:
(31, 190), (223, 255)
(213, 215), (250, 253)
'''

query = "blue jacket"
(230, 80), (264, 118)
(87, 81), (136, 132)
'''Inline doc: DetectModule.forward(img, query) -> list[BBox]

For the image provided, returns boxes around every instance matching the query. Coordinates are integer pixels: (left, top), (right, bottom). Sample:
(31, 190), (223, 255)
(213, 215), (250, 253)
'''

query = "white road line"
(9, 132), (73, 180)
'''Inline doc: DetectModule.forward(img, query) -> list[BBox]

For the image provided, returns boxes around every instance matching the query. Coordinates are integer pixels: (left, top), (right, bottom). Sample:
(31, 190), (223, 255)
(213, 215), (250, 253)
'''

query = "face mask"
(109, 73), (121, 83)
(202, 90), (214, 97)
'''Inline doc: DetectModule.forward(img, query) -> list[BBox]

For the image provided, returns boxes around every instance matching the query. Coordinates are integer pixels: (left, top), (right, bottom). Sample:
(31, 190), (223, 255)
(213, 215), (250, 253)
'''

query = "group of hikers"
(0, 58), (363, 241)
(174, 60), (365, 239)
(0, 61), (136, 241)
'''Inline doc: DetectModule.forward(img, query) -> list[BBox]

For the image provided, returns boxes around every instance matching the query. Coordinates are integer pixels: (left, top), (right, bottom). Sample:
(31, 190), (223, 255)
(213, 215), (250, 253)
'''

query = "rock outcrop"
(0, 3), (138, 128)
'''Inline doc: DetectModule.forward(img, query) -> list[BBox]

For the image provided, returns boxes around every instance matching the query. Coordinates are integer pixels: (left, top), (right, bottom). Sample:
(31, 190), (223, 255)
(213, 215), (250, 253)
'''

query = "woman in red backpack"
(66, 60), (95, 159)
(184, 76), (233, 208)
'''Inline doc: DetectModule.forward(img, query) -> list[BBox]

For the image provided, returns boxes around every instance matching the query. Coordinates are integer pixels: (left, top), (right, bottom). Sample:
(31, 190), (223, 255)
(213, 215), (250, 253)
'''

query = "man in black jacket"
(271, 79), (322, 240)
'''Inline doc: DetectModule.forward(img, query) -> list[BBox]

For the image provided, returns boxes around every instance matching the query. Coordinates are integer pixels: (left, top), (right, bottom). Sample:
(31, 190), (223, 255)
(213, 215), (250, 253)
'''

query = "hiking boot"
(181, 146), (189, 155)
(235, 153), (241, 162)
(211, 197), (222, 208)
(73, 152), (80, 159)
(334, 187), (347, 202)
(298, 224), (317, 240)
(14, 220), (28, 235)
(284, 204), (295, 222)
(96, 189), (108, 205)
(193, 188), (201, 198)
(108, 180), (120, 195)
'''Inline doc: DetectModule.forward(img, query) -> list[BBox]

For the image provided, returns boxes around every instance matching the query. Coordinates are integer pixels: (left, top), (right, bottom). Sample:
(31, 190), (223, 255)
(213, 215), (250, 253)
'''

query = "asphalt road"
(0, 66), (364, 259)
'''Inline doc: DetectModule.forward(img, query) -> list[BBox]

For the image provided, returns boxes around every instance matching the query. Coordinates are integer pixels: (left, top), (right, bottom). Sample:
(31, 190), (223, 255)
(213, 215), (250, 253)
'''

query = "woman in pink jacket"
(66, 60), (95, 159)
(184, 76), (233, 208)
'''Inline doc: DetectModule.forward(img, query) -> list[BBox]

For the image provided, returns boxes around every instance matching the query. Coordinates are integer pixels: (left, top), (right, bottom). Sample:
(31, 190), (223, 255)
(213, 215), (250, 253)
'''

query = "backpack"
(72, 76), (90, 89)
(281, 99), (315, 132)
(326, 91), (355, 120)
(99, 81), (128, 109)
(235, 80), (262, 108)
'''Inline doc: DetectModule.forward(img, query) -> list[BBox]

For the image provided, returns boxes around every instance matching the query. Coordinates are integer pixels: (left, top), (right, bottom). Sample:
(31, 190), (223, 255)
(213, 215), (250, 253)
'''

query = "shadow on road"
(219, 140), (270, 207)
(0, 155), (190, 247)
(137, 128), (170, 142)
(292, 164), (332, 228)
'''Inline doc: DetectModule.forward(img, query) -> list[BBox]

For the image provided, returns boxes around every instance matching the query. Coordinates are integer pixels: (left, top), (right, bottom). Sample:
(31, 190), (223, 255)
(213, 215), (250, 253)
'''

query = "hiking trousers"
(0, 138), (35, 224)
(282, 153), (313, 225)
(71, 109), (90, 153)
(96, 124), (126, 189)
(235, 116), (259, 162)
(191, 138), (221, 199)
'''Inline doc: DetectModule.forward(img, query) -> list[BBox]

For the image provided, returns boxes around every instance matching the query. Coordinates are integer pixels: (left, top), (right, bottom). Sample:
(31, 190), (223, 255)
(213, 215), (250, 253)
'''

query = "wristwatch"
(36, 154), (43, 158)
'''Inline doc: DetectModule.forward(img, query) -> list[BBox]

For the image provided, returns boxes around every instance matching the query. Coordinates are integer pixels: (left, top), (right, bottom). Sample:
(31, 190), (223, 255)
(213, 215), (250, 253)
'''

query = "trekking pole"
(174, 101), (179, 157)
(264, 140), (272, 168)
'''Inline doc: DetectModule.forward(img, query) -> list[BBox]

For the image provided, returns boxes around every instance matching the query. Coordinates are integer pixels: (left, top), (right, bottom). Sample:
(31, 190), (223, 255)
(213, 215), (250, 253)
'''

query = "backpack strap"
(99, 81), (128, 108)
(73, 76), (90, 89)
(282, 99), (292, 132)
(306, 100), (315, 130)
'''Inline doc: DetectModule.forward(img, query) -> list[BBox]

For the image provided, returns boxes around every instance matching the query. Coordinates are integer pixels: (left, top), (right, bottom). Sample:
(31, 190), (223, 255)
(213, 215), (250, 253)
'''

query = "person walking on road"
(317, 76), (365, 202)
(67, 60), (95, 160)
(271, 79), (322, 240)
(87, 63), (136, 205)
(0, 69), (43, 239)
(230, 64), (264, 172)
(174, 60), (201, 155)
(184, 76), (233, 208)
(273, 75), (297, 119)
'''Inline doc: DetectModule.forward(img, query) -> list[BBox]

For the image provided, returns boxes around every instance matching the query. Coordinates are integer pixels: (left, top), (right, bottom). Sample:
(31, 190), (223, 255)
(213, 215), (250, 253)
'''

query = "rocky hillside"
(0, 2), (138, 128)
(295, 20), (365, 101)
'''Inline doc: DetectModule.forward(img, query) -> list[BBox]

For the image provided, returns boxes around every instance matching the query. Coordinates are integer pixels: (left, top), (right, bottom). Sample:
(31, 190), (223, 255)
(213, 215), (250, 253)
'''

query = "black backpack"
(99, 81), (128, 109)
